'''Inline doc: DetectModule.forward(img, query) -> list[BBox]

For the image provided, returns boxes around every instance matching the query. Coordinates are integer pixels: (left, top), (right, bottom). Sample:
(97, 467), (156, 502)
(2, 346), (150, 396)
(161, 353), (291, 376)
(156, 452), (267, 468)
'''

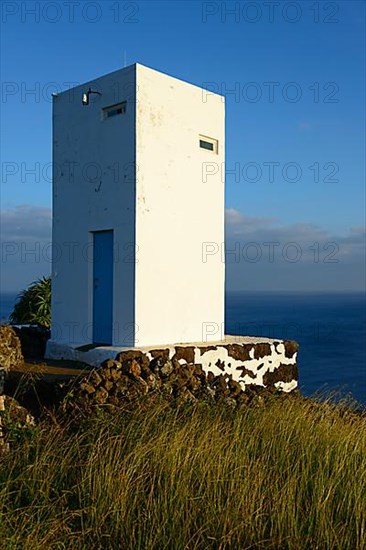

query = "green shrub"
(10, 276), (51, 329)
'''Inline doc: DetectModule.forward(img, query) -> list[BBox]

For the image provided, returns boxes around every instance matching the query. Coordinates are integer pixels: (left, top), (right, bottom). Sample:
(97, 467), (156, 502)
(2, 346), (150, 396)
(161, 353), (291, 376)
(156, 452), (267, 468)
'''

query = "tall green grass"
(0, 396), (365, 549)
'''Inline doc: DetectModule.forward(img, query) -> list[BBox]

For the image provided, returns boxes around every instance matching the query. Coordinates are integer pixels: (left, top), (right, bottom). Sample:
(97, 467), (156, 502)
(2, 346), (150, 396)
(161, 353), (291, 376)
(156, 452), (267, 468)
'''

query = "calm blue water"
(226, 291), (366, 405)
(1, 291), (365, 404)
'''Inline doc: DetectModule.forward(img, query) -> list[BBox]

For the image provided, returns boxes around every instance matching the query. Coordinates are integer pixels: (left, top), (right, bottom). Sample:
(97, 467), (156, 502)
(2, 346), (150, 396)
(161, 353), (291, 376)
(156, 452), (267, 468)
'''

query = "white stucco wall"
(135, 65), (225, 346)
(50, 63), (224, 348)
(51, 66), (137, 346)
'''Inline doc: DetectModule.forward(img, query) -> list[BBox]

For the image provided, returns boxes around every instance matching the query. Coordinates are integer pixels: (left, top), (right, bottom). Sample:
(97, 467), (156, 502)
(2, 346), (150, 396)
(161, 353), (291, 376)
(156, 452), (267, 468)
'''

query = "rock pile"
(0, 326), (27, 452)
(64, 350), (297, 416)
(0, 326), (24, 373)
(0, 395), (35, 453)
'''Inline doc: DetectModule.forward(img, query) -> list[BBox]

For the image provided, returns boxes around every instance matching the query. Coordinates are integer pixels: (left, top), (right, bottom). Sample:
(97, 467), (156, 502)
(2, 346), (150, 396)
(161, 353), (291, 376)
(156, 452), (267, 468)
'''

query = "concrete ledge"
(46, 335), (299, 393)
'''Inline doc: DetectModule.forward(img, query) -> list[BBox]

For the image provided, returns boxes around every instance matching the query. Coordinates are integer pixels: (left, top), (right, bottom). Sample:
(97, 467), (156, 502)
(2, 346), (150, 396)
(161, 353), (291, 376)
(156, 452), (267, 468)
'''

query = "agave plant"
(10, 276), (51, 329)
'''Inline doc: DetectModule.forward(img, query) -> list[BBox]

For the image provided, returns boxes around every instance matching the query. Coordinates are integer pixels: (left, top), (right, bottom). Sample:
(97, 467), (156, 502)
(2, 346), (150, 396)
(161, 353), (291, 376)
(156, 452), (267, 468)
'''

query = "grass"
(0, 395), (365, 549)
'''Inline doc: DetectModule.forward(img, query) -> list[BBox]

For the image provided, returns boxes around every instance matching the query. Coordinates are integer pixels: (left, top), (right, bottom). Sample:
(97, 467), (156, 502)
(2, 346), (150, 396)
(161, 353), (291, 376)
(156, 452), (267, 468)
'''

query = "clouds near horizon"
(0, 204), (365, 293)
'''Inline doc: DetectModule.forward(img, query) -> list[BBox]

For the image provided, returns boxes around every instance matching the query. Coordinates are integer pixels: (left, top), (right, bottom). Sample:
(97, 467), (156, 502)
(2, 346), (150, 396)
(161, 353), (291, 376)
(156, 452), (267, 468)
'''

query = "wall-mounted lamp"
(82, 87), (102, 106)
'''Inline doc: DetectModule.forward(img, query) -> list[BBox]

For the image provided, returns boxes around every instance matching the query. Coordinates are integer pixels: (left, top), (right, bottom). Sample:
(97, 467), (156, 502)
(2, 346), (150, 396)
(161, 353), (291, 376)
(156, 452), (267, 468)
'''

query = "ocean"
(226, 291), (366, 405)
(1, 291), (365, 405)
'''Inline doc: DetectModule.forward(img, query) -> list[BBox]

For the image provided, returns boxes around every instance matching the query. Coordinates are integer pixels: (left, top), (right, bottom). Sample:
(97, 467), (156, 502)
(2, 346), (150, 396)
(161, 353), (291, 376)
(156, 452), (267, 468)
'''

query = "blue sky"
(1, 0), (365, 292)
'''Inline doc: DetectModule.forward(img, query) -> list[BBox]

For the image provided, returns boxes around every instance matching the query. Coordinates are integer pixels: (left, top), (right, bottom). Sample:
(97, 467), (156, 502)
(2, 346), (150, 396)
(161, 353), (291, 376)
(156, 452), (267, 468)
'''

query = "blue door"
(93, 230), (113, 344)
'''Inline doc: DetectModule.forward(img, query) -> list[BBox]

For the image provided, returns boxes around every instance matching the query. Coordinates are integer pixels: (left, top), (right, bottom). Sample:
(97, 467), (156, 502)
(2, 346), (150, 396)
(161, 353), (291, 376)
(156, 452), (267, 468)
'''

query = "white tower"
(50, 64), (225, 348)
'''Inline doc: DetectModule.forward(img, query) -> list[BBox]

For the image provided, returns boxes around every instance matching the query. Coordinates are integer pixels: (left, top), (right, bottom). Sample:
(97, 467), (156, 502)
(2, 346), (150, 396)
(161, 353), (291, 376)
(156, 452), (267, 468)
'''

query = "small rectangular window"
(199, 135), (218, 154)
(102, 102), (126, 119)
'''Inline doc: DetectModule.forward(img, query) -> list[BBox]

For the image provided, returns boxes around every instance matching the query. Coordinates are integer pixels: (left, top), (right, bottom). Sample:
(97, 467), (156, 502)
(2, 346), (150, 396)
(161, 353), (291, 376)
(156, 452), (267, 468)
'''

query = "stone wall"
(63, 336), (299, 413)
(0, 328), (299, 418)
(48, 336), (299, 394)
